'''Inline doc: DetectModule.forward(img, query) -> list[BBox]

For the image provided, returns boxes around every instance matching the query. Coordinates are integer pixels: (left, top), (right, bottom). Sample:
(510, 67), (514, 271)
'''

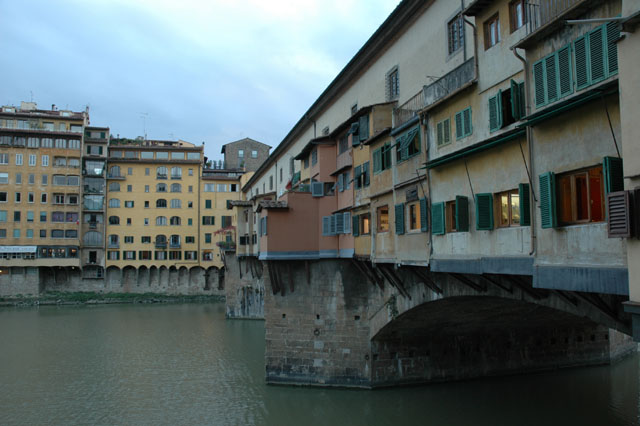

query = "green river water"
(0, 303), (638, 426)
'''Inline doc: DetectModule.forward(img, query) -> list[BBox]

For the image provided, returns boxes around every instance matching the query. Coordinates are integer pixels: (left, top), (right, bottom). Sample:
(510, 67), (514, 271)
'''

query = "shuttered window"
(354, 165), (362, 189)
(489, 92), (502, 132)
(431, 202), (445, 235)
(359, 115), (369, 141)
(533, 45), (574, 107)
(607, 191), (631, 238)
(603, 156), (623, 194)
(519, 183), (531, 226)
(395, 204), (405, 235)
(420, 197), (428, 232)
(363, 162), (370, 187)
(436, 118), (451, 147)
(373, 148), (382, 174)
(455, 108), (472, 139)
(455, 195), (469, 232)
(343, 212), (351, 234)
(352, 214), (360, 236)
(539, 172), (557, 228)
(475, 193), (494, 230)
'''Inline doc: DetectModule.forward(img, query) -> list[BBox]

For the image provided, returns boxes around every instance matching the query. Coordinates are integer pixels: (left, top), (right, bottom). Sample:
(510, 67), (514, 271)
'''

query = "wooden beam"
(408, 266), (443, 294)
(480, 274), (513, 294)
(449, 273), (487, 293)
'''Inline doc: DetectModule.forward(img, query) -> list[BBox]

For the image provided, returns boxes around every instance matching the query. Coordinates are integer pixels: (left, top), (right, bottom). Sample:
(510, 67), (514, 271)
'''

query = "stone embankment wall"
(224, 254), (265, 319)
(0, 266), (224, 297)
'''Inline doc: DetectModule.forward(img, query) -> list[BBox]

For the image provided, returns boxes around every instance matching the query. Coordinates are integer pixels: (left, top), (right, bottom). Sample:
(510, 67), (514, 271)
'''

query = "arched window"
(170, 199), (181, 208)
(108, 182), (120, 192)
(156, 216), (167, 226)
(157, 166), (168, 179)
(170, 234), (180, 246)
(156, 183), (167, 192)
(170, 216), (181, 226)
(83, 231), (103, 246)
(171, 167), (182, 179)
(108, 198), (120, 208)
(109, 165), (121, 177)
(108, 216), (120, 225)
(155, 234), (167, 246)
(156, 199), (167, 208)
(171, 183), (181, 193)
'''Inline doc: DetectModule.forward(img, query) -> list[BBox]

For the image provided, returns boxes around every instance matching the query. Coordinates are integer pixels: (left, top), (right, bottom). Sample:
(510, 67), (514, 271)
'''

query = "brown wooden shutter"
(607, 191), (632, 238)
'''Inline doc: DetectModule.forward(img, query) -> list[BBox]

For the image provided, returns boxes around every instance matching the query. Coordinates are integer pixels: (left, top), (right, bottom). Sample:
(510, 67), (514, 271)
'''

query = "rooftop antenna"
(139, 112), (149, 140)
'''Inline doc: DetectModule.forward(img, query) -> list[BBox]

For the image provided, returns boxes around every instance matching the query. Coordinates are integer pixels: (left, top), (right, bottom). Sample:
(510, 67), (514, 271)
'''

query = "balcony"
(108, 242), (119, 249)
(423, 57), (476, 109)
(107, 173), (125, 180)
(169, 242), (181, 249)
(155, 242), (167, 249)
(393, 90), (424, 129)
(216, 241), (236, 251)
(516, 0), (597, 48)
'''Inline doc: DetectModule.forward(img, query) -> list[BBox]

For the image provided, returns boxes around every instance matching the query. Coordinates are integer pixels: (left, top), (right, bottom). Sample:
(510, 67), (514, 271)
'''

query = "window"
(109, 166), (121, 177)
(455, 108), (473, 139)
(139, 251), (152, 260)
(41, 193), (47, 203)
(13, 229), (20, 238)
(170, 199), (181, 208)
(373, 143), (392, 174)
(41, 138), (53, 148)
(67, 176), (79, 186)
(141, 152), (154, 160)
(39, 229), (45, 238)
(0, 153), (7, 165)
(157, 166), (168, 179)
(124, 251), (136, 260)
(15, 154), (23, 166)
(484, 14), (500, 49)
(144, 218), (149, 225)
(555, 166), (604, 225)
(40, 212), (46, 222)
(51, 211), (63, 222)
(509, 0), (526, 32)
(171, 167), (182, 179)
(16, 173), (22, 185)
(188, 168), (193, 176)
(144, 201), (149, 208)
(28, 192), (34, 203)
(171, 152), (185, 160)
(156, 152), (169, 160)
(156, 199), (167, 208)
(205, 199), (212, 209)
(170, 216), (181, 226)
(125, 201), (134, 208)
(238, 149), (244, 158)
(251, 150), (258, 158)
(205, 233), (212, 244)
(27, 137), (39, 148)
(377, 206), (389, 232)
(0, 210), (5, 222)
(156, 183), (167, 192)
(408, 201), (421, 231)
(127, 167), (132, 176)
(109, 182), (120, 192)
(497, 190), (521, 227)
(145, 185), (149, 193)
(127, 185), (132, 192)
(185, 236), (195, 244)
(55, 139), (66, 149)
(448, 14), (464, 55)
(269, 176), (273, 190)
(386, 66), (399, 101)
(54, 157), (67, 167)
(15, 192), (21, 203)
(27, 174), (34, 185)
(0, 174), (7, 184)
(156, 216), (167, 226)
(107, 251), (120, 260)
(171, 183), (181, 193)
(141, 236), (151, 243)
(446, 196), (469, 233)
(109, 198), (121, 208)
(202, 216), (215, 225)
(396, 127), (420, 162)
(109, 216), (120, 225)
(436, 118), (451, 147)
(145, 168), (150, 176)
(311, 149), (318, 166)
(204, 183), (215, 192)
(489, 82), (524, 131)
(0, 229), (5, 238)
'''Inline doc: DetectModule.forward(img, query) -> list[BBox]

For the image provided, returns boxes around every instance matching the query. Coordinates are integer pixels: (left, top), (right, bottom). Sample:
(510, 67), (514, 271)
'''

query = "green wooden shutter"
(337, 174), (344, 192)
(443, 118), (451, 144)
(533, 59), (546, 107)
(420, 197), (428, 232)
(539, 172), (557, 229)
(352, 214), (359, 236)
(519, 183), (531, 226)
(545, 54), (558, 103)
(354, 165), (362, 189)
(511, 80), (521, 120)
(475, 193), (494, 230)
(519, 82), (526, 116)
(463, 108), (472, 136)
(363, 162), (370, 186)
(359, 115), (369, 141)
(589, 26), (606, 83)
(606, 21), (619, 75)
(373, 149), (382, 173)
(384, 143), (393, 168)
(489, 94), (499, 131)
(574, 36), (589, 90)
(455, 111), (463, 139)
(437, 121), (444, 146)
(603, 156), (624, 194)
(455, 195), (469, 232)
(557, 46), (573, 98)
(100, 132), (105, 138)
(395, 204), (405, 235)
(432, 202), (445, 235)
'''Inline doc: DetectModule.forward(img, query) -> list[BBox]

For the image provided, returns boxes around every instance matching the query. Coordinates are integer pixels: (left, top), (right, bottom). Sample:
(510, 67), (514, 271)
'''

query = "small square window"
(386, 67), (399, 101)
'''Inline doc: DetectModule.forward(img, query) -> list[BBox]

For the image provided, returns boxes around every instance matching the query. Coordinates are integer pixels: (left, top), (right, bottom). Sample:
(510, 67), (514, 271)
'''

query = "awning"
(0, 246), (37, 253)
(425, 129), (526, 169)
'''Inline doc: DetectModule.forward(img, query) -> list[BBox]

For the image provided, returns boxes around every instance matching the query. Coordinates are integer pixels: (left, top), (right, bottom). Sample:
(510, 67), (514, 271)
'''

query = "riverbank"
(0, 291), (225, 307)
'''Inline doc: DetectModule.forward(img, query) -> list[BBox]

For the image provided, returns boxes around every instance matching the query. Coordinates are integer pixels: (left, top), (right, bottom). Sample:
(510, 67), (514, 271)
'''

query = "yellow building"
(0, 102), (88, 282)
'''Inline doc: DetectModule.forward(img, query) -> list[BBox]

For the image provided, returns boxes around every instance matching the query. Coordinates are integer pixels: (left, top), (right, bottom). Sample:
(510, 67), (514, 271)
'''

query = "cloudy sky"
(1, 0), (399, 161)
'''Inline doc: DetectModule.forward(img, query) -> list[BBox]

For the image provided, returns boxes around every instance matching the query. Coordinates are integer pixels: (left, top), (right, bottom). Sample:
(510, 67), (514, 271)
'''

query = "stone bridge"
(224, 254), (634, 388)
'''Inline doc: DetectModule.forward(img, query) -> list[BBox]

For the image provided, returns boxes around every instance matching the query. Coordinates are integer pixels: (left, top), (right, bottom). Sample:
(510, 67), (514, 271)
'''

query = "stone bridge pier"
(259, 258), (635, 388)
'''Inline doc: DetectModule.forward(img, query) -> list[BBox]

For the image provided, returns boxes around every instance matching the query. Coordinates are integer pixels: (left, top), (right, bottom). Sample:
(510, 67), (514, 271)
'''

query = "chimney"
(51, 104), (56, 111)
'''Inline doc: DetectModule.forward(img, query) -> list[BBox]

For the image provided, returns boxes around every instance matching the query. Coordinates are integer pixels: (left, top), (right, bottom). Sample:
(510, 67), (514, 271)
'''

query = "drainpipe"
(512, 46), (536, 256)
(461, 0), (467, 62)
(424, 113), (434, 258)
(463, 17), (478, 82)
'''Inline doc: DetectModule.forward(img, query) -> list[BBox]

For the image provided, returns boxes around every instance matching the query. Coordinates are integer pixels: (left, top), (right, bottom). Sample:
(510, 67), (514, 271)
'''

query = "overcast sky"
(1, 0), (399, 161)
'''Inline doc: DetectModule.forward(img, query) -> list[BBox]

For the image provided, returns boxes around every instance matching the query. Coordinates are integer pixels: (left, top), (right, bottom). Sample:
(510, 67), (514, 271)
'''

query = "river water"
(0, 303), (638, 426)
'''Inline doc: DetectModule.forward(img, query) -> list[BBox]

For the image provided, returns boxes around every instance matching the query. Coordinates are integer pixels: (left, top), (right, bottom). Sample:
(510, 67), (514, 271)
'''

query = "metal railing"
(393, 90), (424, 128)
(526, 0), (585, 35)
